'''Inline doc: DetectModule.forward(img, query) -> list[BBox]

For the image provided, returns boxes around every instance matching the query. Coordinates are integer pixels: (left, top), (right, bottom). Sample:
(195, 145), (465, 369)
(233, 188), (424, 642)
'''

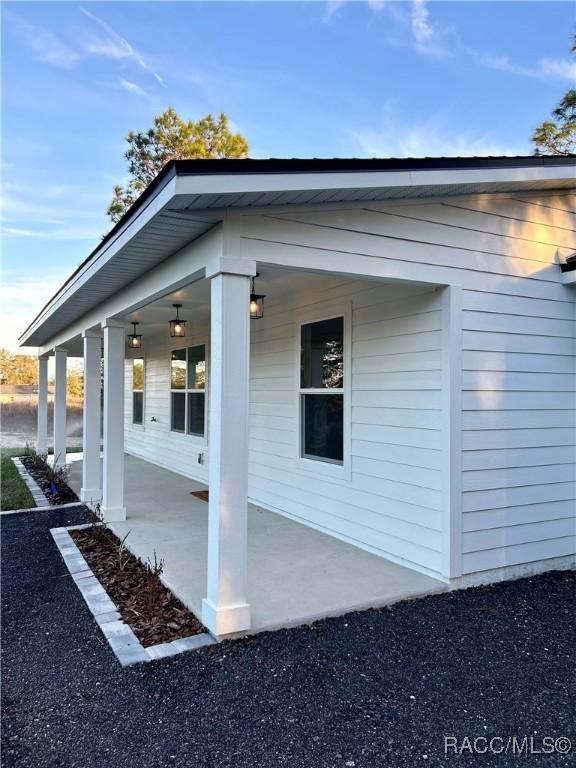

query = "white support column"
(53, 347), (67, 468)
(202, 272), (252, 636)
(101, 320), (126, 521)
(81, 330), (102, 503)
(37, 355), (49, 455)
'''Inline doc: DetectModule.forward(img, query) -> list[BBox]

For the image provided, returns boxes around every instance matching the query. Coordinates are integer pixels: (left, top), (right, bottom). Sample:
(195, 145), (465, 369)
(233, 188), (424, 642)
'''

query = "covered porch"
(28, 200), (459, 640)
(33, 256), (456, 640)
(67, 453), (445, 634)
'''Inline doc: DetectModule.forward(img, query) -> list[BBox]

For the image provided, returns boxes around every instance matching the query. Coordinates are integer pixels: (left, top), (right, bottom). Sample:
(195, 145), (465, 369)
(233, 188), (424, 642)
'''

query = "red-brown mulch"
(70, 527), (205, 647)
(21, 455), (79, 505)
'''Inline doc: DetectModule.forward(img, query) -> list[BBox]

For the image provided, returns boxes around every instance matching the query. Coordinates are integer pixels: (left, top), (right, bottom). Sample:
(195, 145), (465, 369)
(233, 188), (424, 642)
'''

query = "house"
(19, 156), (576, 638)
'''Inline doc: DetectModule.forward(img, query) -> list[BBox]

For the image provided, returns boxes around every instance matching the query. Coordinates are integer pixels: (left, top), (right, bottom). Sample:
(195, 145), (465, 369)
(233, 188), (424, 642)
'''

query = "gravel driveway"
(2, 508), (574, 768)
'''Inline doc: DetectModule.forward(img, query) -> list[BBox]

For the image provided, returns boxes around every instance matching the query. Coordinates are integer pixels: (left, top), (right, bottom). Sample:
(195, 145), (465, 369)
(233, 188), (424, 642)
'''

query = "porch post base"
(101, 506), (127, 522)
(80, 488), (102, 504)
(201, 598), (251, 637)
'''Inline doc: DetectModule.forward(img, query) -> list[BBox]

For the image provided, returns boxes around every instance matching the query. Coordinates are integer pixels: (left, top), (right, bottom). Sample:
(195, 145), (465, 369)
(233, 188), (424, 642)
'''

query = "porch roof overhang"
(19, 155), (576, 348)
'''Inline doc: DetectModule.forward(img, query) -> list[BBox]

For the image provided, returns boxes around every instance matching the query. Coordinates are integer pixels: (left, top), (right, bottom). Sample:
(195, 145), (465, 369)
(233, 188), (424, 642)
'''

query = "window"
(170, 345), (206, 436)
(300, 316), (344, 464)
(187, 345), (206, 436)
(132, 358), (144, 426)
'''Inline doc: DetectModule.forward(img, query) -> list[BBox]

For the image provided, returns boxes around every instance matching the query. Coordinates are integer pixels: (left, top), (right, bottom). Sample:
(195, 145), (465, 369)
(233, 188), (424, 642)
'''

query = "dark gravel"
(2, 508), (574, 768)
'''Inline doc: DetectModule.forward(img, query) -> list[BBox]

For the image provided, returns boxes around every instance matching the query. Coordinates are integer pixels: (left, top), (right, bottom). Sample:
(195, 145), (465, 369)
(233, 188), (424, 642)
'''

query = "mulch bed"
(21, 456), (78, 505)
(70, 526), (205, 647)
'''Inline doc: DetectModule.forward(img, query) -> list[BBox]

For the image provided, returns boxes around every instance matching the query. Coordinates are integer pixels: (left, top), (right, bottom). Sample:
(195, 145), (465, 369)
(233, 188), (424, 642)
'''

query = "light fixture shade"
(127, 322), (142, 349)
(249, 293), (265, 320)
(249, 275), (266, 320)
(169, 304), (186, 337)
(127, 335), (142, 349)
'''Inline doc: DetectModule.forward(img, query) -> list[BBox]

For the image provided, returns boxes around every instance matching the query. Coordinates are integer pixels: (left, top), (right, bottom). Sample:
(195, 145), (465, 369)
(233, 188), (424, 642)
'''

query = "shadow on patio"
(67, 454), (446, 634)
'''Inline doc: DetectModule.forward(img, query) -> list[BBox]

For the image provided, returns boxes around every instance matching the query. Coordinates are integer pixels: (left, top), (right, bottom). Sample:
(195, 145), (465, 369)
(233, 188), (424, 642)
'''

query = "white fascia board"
(36, 226), (221, 355)
(174, 165), (573, 197)
(19, 178), (178, 346)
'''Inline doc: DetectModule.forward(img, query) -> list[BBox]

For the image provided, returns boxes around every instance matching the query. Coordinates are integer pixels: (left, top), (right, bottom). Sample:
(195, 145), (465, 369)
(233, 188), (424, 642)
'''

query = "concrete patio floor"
(67, 454), (446, 635)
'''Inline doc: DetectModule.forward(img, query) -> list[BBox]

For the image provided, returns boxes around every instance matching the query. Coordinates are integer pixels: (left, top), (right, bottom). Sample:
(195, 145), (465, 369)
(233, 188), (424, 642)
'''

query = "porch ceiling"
(19, 156), (576, 349)
(20, 213), (220, 349)
(123, 265), (369, 334)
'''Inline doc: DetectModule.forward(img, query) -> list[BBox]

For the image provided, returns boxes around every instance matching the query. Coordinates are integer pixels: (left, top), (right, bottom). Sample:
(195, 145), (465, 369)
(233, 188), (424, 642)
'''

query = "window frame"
(296, 304), (351, 480)
(169, 341), (208, 442)
(131, 357), (145, 428)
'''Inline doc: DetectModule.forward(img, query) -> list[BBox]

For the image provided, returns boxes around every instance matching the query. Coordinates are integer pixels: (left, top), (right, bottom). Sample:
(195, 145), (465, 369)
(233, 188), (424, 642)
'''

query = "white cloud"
(4, 7), (166, 91)
(411, 0), (433, 51)
(407, 2), (575, 79)
(0, 273), (72, 352)
(2, 227), (42, 238)
(3, 225), (101, 241)
(367, 0), (388, 12)
(4, 10), (79, 68)
(410, 0), (454, 58)
(324, 0), (398, 23)
(1, 188), (105, 224)
(364, 0), (573, 82)
(117, 79), (150, 99)
(538, 58), (576, 81)
(473, 51), (576, 82)
(352, 104), (528, 158)
(323, 1), (346, 22)
(80, 7), (166, 87)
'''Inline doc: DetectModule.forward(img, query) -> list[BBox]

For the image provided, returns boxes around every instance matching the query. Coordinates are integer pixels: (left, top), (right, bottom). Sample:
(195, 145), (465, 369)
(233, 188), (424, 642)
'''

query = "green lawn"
(1, 446), (84, 511)
(1, 448), (34, 511)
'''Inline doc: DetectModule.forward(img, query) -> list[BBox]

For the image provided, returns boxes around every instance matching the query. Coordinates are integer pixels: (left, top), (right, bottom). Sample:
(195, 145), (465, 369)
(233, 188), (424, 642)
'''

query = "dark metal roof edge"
(170, 155), (576, 176)
(19, 155), (576, 344)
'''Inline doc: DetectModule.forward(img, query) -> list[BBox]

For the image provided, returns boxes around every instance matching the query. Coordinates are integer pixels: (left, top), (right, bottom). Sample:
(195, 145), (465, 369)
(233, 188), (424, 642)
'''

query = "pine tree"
(108, 108), (249, 223)
(532, 36), (576, 155)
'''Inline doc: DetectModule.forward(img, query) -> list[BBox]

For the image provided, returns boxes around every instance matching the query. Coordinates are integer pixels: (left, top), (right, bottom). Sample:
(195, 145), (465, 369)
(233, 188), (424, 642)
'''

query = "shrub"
(144, 551), (165, 611)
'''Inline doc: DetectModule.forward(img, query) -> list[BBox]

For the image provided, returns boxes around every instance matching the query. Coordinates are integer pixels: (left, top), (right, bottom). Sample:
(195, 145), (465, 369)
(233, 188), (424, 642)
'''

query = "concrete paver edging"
(1, 502), (84, 516)
(50, 524), (215, 666)
(11, 457), (47, 507)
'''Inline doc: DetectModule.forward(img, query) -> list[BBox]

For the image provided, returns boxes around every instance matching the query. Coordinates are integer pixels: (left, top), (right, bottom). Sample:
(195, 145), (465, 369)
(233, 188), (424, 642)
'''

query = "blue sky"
(1, 1), (574, 351)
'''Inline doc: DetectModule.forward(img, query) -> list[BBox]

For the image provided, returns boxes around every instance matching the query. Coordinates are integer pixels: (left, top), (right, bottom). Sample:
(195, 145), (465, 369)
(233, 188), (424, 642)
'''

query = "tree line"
(0, 349), (83, 398)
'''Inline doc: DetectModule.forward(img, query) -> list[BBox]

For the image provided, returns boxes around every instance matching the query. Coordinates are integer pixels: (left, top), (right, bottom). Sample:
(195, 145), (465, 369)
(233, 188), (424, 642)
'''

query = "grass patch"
(1, 446), (83, 511)
(0, 448), (82, 511)
(1, 448), (34, 511)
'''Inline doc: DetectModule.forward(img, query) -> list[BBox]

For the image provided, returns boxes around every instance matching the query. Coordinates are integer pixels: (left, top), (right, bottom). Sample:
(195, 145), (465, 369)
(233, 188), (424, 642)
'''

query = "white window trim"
(131, 357), (145, 430)
(169, 340), (209, 446)
(296, 302), (352, 481)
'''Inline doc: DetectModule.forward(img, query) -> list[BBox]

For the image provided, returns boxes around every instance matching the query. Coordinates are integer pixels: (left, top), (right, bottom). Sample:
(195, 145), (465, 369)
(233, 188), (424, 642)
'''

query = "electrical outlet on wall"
(197, 452), (204, 465)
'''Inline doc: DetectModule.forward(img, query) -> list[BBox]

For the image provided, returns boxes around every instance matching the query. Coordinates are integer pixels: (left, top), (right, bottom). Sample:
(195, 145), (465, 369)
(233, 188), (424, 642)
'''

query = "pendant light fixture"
(169, 303), (187, 337)
(249, 274), (266, 320)
(127, 321), (142, 349)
